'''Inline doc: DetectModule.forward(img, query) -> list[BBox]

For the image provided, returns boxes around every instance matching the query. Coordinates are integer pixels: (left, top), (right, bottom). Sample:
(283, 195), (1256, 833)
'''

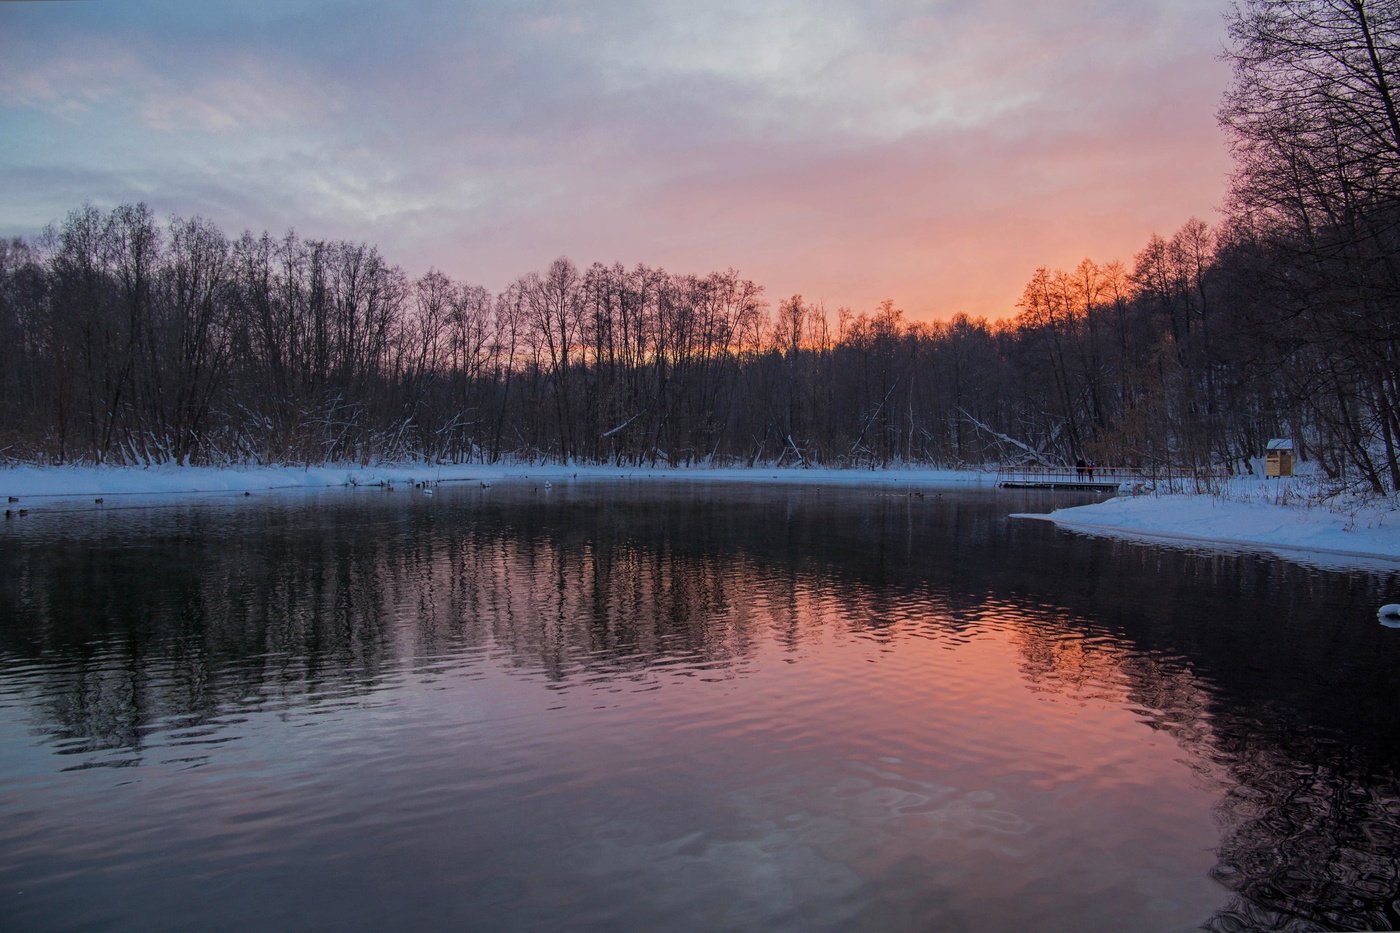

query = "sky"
(0, 0), (1234, 321)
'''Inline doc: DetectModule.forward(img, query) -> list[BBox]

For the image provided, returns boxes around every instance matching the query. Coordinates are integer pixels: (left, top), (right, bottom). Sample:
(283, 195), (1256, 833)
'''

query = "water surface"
(2, 481), (1398, 932)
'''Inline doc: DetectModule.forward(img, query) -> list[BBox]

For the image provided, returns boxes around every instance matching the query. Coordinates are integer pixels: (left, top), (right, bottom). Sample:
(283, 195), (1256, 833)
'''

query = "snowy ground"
(0, 461), (988, 501)
(1016, 481), (1400, 570)
(4, 463), (1397, 571)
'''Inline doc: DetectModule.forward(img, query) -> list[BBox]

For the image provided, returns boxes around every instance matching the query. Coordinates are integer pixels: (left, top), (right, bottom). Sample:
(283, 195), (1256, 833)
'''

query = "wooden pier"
(995, 465), (1225, 492)
(995, 466), (1129, 491)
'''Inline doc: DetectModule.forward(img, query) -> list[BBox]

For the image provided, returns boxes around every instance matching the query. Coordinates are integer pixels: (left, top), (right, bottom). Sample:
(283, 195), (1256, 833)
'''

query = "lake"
(2, 480), (1398, 932)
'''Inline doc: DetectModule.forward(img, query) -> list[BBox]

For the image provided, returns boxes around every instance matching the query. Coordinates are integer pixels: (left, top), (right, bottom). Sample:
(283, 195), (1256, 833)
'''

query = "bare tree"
(1221, 0), (1400, 490)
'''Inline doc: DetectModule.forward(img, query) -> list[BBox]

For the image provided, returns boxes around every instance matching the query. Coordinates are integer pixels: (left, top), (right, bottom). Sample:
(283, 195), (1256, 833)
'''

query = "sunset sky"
(0, 0), (1233, 321)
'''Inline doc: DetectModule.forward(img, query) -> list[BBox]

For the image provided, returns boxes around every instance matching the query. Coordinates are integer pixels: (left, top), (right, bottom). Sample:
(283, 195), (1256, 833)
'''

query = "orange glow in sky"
(0, 0), (1234, 322)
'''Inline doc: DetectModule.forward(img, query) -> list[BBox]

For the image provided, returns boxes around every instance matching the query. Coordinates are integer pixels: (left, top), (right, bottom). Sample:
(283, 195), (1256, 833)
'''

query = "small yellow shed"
(1265, 439), (1294, 477)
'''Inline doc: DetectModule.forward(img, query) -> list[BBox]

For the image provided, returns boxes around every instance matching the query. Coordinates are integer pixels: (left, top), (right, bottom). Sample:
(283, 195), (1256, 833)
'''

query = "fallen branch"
(602, 412), (641, 438)
(787, 434), (805, 467)
(958, 408), (1056, 466)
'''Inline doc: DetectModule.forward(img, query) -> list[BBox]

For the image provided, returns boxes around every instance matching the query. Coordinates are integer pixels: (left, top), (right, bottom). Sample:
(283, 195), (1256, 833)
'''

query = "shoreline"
(1016, 492), (1400, 569)
(5, 463), (1398, 571)
(1016, 512), (1400, 567)
(0, 462), (995, 501)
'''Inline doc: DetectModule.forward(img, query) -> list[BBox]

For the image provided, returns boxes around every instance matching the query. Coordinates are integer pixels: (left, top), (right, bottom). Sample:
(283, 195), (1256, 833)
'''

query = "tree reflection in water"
(1, 483), (1397, 930)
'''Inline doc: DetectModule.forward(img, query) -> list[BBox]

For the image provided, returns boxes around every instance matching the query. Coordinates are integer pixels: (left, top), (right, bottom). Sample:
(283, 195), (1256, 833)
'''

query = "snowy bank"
(1017, 492), (1400, 567)
(0, 462), (990, 503)
(11, 463), (1396, 571)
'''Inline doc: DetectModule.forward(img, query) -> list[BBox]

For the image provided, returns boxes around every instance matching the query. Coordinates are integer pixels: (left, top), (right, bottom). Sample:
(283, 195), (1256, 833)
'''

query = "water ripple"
(1, 484), (1398, 932)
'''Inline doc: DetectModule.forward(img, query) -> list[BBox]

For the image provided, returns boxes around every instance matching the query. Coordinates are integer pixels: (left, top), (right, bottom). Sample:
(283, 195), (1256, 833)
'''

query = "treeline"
(0, 1), (1395, 491)
(0, 201), (1390, 490)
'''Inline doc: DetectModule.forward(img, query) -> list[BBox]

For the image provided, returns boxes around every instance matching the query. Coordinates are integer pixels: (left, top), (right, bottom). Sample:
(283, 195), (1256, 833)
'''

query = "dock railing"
(994, 465), (1228, 493)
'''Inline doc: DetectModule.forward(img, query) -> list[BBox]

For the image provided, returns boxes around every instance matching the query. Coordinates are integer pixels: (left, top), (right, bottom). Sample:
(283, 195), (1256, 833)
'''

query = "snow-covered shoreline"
(5, 463), (1397, 570)
(0, 462), (990, 501)
(1017, 490), (1400, 567)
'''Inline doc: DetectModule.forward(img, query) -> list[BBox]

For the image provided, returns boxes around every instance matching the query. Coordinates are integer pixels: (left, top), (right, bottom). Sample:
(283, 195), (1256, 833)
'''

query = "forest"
(0, 0), (1396, 493)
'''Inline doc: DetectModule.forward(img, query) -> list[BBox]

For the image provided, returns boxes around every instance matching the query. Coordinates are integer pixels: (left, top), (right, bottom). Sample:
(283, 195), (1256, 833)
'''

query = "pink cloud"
(1, 0), (1237, 323)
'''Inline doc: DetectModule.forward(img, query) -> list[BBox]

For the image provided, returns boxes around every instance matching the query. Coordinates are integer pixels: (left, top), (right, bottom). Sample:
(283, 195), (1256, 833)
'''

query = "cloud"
(0, 0), (1232, 318)
(0, 44), (142, 118)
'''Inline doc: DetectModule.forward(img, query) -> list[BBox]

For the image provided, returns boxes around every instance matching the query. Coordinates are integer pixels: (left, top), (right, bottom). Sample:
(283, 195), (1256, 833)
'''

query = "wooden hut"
(1265, 439), (1294, 477)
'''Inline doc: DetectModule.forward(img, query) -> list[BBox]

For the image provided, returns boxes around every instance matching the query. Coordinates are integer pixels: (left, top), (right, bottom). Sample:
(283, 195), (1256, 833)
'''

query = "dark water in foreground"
(1, 481), (1398, 932)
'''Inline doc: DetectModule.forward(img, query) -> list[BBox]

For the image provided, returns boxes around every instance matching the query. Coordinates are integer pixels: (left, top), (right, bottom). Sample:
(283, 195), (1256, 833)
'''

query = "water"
(1, 481), (1398, 932)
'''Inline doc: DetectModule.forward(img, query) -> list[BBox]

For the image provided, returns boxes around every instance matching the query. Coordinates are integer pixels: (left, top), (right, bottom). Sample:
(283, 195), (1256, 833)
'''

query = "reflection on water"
(1, 482), (1398, 932)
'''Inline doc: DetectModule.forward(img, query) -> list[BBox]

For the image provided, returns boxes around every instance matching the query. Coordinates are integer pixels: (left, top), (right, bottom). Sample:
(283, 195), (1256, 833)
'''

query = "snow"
(0, 462), (988, 502)
(5, 462), (1398, 572)
(1016, 487), (1400, 569)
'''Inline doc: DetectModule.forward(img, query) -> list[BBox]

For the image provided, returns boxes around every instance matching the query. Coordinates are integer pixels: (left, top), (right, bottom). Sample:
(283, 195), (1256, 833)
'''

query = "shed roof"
(1266, 438), (1294, 451)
